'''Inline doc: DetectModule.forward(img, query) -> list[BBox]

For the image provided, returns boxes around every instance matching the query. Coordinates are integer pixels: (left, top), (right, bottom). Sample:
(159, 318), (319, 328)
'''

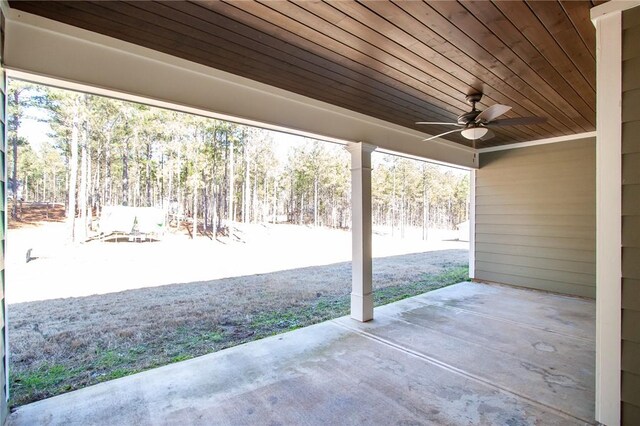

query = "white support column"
(469, 168), (476, 280)
(347, 142), (376, 322)
(591, 3), (630, 423)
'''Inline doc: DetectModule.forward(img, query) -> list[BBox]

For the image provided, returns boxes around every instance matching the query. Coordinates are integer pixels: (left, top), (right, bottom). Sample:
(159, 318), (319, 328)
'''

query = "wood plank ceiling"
(10, 1), (600, 148)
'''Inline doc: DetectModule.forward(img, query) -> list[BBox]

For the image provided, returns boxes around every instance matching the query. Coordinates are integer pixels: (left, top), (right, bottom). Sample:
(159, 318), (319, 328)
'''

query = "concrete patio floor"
(8, 282), (595, 425)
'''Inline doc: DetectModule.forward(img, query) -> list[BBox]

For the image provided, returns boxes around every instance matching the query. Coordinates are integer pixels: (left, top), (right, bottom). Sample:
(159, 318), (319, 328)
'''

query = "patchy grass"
(248, 264), (469, 339)
(101, 369), (133, 381)
(374, 265), (469, 305)
(11, 364), (80, 403)
(9, 259), (467, 407)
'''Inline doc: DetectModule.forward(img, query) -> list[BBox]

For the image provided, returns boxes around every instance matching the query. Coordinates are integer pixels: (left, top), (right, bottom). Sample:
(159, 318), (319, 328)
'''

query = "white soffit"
(3, 8), (477, 169)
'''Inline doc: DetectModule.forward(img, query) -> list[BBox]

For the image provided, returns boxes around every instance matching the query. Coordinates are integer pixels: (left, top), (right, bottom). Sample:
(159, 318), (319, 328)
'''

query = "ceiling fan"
(416, 93), (547, 145)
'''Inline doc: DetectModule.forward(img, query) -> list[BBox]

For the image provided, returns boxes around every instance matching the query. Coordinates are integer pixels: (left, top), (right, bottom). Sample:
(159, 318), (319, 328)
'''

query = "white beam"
(477, 132), (596, 153)
(347, 142), (376, 322)
(4, 9), (477, 169)
(593, 10), (622, 426)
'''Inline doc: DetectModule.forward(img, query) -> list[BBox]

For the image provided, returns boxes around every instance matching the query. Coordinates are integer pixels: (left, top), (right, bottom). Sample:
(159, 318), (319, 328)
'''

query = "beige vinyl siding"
(622, 6), (640, 424)
(475, 139), (595, 298)
(0, 5), (6, 424)
(0, 5), (6, 423)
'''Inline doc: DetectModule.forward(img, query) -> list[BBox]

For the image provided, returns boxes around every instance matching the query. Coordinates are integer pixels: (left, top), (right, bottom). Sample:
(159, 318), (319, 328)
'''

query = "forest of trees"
(8, 81), (469, 241)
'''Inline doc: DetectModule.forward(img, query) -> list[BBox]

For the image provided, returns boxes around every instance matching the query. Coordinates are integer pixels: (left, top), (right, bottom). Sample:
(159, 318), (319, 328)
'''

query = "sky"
(19, 116), (51, 152)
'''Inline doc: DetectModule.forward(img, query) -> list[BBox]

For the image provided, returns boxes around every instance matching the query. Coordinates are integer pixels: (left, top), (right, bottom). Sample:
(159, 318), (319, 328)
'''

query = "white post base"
(351, 292), (374, 322)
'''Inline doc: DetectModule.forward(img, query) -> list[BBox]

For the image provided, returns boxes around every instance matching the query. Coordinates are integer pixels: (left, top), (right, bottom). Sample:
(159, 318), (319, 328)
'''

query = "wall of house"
(621, 5), (640, 424)
(475, 139), (596, 298)
(0, 3), (7, 424)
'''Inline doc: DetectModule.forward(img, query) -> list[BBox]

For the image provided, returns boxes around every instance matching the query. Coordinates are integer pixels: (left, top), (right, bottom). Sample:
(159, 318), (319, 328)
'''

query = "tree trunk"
(64, 168), (68, 213)
(192, 178), (198, 239)
(146, 142), (152, 206)
(105, 133), (111, 206)
(94, 150), (100, 217)
(217, 185), (223, 231)
(391, 165), (396, 237)
(79, 120), (88, 241)
(422, 166), (429, 241)
(288, 174), (293, 223)
(253, 162), (258, 223)
(53, 172), (57, 204)
(134, 150), (140, 208)
(122, 138), (130, 206)
(243, 138), (250, 224)
(68, 98), (80, 242)
(263, 177), (269, 223)
(227, 133), (234, 223)
(400, 196), (405, 239)
(168, 156), (174, 222)
(211, 161), (218, 233)
(160, 148), (165, 209)
(202, 170), (208, 229)
(212, 183), (218, 234)
(178, 145), (184, 225)
(272, 177), (277, 224)
(87, 139), (93, 231)
(11, 89), (21, 220)
(313, 175), (318, 227)
(299, 192), (304, 225)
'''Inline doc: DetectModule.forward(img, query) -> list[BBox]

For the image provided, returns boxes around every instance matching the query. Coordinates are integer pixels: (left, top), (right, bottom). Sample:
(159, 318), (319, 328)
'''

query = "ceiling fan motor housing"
(458, 93), (484, 124)
(465, 93), (483, 105)
(457, 110), (481, 125)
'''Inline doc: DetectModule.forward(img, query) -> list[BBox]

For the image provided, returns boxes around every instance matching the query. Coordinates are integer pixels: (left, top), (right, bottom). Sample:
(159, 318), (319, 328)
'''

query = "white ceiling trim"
(477, 131), (596, 153)
(591, 0), (640, 21)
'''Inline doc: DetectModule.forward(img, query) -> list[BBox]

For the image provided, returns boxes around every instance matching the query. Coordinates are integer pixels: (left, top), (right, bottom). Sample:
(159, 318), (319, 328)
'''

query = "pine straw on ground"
(8, 252), (467, 407)
(7, 202), (66, 229)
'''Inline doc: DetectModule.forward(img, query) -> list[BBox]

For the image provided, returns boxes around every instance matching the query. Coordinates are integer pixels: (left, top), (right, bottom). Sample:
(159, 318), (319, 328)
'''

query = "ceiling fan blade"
(422, 128), (464, 141)
(416, 121), (462, 127)
(486, 116), (547, 127)
(475, 104), (512, 123)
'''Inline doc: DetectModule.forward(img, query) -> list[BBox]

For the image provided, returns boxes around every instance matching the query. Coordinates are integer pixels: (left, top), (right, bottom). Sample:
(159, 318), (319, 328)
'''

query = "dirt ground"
(7, 202), (67, 230)
(6, 207), (468, 406)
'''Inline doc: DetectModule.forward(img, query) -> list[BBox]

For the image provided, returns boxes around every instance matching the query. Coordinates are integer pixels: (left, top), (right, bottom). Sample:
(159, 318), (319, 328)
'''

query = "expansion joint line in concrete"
(330, 320), (589, 424)
(371, 310), (568, 376)
(410, 299), (595, 344)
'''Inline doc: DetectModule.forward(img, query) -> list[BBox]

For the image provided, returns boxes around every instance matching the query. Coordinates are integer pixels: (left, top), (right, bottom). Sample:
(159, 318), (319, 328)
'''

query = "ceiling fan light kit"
(461, 127), (488, 140)
(416, 93), (547, 144)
